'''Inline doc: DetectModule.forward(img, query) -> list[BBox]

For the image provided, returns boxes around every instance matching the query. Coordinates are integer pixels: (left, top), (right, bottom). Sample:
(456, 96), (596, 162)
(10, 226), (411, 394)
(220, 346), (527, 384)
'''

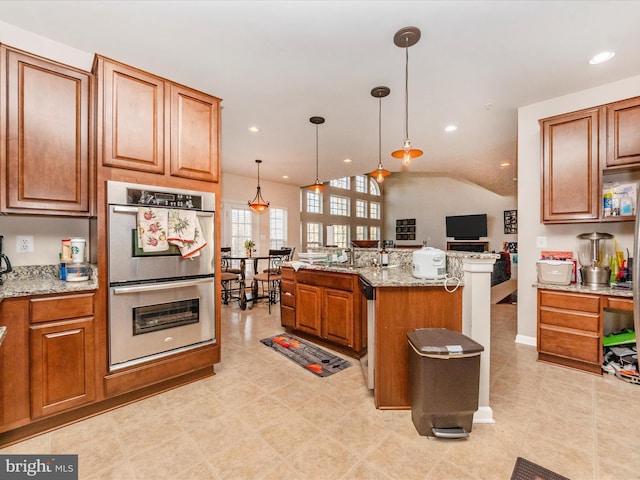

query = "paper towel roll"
(326, 225), (335, 246)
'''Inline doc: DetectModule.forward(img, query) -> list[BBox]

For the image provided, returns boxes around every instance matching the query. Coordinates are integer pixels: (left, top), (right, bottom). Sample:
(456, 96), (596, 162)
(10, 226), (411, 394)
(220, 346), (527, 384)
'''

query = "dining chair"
(253, 248), (290, 313)
(220, 248), (242, 305)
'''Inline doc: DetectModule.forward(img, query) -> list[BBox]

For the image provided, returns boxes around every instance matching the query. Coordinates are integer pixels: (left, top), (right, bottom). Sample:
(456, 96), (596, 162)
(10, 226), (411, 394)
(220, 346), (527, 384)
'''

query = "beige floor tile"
(286, 433), (360, 480)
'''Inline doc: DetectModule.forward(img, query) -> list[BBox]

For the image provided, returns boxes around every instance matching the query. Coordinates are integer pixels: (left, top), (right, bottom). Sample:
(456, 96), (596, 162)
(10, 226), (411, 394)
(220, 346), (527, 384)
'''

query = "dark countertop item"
(0, 265), (98, 301)
(536, 282), (633, 298)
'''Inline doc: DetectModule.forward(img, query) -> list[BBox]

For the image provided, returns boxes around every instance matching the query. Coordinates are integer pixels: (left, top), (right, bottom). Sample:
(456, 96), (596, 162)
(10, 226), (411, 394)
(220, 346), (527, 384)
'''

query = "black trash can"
(407, 328), (484, 439)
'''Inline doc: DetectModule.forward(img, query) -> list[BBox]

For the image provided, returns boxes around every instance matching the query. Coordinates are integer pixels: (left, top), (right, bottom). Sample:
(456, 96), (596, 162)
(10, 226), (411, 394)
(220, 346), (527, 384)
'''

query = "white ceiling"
(2, 1), (640, 197)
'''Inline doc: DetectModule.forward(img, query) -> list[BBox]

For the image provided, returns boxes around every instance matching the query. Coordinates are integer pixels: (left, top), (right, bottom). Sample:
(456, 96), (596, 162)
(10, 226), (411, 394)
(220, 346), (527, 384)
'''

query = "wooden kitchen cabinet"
(0, 45), (93, 216)
(280, 275), (296, 328)
(283, 267), (364, 357)
(29, 293), (96, 419)
(606, 96), (640, 168)
(94, 55), (220, 183)
(537, 289), (601, 374)
(540, 107), (603, 223)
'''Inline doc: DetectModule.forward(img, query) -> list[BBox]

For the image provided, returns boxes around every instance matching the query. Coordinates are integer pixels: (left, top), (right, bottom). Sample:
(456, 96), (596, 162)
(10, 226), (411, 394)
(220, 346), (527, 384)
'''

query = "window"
(306, 222), (321, 248)
(356, 225), (367, 240)
(369, 178), (381, 196)
(306, 191), (322, 214)
(370, 201), (380, 220)
(355, 175), (368, 193)
(355, 199), (367, 218)
(369, 226), (380, 240)
(269, 207), (287, 249)
(330, 195), (349, 216)
(333, 225), (349, 247)
(330, 177), (350, 189)
(231, 208), (252, 255)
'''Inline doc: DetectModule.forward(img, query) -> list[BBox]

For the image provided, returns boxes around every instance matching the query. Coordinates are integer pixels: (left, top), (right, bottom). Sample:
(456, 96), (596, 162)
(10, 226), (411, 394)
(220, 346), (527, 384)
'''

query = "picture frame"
(503, 210), (517, 234)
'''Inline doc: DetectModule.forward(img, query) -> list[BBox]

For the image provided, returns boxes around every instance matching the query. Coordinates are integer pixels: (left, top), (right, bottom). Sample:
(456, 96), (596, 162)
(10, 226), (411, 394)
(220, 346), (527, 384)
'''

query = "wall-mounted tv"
(445, 214), (488, 240)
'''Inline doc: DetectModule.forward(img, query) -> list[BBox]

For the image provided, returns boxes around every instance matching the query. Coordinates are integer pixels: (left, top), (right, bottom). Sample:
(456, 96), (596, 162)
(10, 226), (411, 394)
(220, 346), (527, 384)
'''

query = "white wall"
(383, 173), (517, 252)
(220, 172), (301, 257)
(517, 74), (640, 343)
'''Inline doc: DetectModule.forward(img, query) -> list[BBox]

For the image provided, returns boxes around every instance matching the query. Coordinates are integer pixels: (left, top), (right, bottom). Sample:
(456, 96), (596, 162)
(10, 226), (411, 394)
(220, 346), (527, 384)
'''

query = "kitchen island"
(283, 249), (498, 415)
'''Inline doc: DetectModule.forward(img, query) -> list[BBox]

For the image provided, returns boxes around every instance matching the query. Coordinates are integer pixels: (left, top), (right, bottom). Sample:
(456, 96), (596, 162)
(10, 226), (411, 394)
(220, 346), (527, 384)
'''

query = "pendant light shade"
(391, 26), (423, 167)
(368, 86), (391, 183)
(248, 159), (269, 213)
(308, 116), (325, 193)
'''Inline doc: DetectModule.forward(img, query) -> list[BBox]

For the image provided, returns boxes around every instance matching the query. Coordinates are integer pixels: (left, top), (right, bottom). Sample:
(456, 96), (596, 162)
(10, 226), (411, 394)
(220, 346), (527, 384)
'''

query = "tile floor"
(2, 297), (640, 479)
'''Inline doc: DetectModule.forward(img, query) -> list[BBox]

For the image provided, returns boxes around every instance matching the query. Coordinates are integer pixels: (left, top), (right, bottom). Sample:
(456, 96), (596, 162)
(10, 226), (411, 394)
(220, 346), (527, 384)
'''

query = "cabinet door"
(97, 57), (166, 174)
(541, 108), (603, 223)
(169, 84), (220, 182)
(606, 96), (640, 167)
(322, 288), (353, 347)
(2, 46), (92, 215)
(30, 317), (96, 418)
(295, 284), (321, 336)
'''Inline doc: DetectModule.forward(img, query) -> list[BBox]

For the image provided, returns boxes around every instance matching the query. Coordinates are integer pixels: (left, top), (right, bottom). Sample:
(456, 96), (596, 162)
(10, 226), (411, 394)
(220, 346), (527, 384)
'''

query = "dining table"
(223, 255), (270, 310)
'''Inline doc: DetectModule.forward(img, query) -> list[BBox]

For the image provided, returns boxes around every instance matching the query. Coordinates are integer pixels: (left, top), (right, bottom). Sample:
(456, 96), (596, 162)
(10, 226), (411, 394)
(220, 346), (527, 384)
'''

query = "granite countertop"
(536, 282), (633, 298)
(0, 265), (99, 301)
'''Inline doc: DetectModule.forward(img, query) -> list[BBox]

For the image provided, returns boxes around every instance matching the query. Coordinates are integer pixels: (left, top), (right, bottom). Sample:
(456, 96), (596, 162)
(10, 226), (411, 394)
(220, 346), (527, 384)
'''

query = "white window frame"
(333, 224), (349, 248)
(356, 225), (367, 240)
(355, 199), (367, 218)
(330, 177), (350, 190)
(370, 201), (380, 220)
(369, 178), (381, 196)
(355, 175), (368, 193)
(306, 191), (322, 214)
(306, 222), (322, 249)
(330, 195), (350, 216)
(369, 226), (380, 240)
(269, 207), (287, 249)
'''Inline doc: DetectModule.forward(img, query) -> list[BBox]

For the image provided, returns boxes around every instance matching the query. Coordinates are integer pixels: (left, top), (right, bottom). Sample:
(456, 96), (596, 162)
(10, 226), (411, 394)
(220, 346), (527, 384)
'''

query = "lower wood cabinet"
(281, 267), (364, 357)
(537, 289), (605, 375)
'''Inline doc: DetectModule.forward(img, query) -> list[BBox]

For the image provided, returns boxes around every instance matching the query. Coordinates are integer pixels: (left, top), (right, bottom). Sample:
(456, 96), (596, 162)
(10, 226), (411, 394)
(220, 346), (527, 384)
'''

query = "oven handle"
(112, 277), (214, 294)
(112, 205), (214, 217)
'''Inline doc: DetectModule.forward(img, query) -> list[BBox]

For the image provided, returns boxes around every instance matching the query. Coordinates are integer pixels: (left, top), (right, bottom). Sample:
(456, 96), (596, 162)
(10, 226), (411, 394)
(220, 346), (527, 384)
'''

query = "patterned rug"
(510, 457), (569, 480)
(498, 290), (518, 305)
(260, 333), (352, 377)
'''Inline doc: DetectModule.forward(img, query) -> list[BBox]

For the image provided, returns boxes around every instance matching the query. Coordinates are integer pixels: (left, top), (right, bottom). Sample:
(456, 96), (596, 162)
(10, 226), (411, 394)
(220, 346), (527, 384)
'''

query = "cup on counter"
(70, 238), (86, 263)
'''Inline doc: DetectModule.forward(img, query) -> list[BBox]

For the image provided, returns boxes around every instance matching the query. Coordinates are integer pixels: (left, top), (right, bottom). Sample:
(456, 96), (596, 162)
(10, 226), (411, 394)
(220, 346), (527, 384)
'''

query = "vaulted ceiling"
(3, 1), (640, 196)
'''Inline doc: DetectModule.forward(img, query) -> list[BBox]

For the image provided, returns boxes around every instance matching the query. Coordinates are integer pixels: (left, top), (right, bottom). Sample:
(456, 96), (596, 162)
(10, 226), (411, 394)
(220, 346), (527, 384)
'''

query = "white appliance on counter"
(412, 247), (446, 279)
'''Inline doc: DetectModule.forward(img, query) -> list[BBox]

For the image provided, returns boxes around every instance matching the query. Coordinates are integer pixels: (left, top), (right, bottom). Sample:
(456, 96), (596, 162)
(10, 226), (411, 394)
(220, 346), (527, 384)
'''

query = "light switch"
(536, 236), (547, 248)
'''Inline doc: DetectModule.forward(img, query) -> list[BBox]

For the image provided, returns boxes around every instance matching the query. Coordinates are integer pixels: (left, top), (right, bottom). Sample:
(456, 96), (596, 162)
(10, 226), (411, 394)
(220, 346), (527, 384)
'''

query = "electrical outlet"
(536, 236), (547, 248)
(16, 235), (34, 253)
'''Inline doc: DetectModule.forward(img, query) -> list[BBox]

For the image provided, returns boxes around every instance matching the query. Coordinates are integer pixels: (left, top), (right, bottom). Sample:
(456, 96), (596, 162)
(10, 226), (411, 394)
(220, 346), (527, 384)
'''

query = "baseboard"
(473, 406), (495, 424)
(515, 334), (536, 346)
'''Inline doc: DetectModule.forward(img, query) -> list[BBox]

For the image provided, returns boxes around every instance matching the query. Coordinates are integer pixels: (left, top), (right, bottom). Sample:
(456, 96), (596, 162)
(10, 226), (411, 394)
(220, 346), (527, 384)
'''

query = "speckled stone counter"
(536, 282), (633, 298)
(289, 250), (499, 288)
(0, 265), (98, 301)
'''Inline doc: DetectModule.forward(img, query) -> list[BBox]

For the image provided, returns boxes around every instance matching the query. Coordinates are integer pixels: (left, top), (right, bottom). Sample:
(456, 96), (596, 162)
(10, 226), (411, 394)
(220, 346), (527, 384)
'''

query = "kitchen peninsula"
(282, 248), (498, 419)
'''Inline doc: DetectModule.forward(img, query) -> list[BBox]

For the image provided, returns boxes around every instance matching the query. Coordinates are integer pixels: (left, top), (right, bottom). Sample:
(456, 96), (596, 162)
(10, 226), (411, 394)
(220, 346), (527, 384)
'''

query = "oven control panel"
(126, 188), (203, 210)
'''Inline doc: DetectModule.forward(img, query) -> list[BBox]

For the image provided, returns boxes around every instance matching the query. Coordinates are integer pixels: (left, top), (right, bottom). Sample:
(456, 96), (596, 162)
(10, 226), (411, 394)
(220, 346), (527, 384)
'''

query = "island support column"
(461, 257), (496, 424)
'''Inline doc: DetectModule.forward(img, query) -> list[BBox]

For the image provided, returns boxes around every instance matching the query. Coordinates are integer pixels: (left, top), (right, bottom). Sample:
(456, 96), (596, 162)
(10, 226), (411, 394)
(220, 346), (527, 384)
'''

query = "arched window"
(369, 178), (381, 196)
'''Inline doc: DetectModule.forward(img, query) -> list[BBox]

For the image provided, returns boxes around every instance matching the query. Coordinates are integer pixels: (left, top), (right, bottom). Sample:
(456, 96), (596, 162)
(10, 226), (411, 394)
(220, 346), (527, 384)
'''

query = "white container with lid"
(536, 260), (573, 285)
(412, 247), (446, 279)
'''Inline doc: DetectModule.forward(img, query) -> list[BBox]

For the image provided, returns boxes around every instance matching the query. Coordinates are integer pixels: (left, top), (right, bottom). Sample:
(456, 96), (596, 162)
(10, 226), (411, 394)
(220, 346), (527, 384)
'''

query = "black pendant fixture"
(308, 116), (325, 193)
(368, 86), (391, 183)
(248, 159), (269, 213)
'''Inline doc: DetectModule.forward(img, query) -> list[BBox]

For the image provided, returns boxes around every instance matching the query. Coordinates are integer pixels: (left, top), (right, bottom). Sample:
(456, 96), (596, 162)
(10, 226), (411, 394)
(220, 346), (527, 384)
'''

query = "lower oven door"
(109, 276), (215, 371)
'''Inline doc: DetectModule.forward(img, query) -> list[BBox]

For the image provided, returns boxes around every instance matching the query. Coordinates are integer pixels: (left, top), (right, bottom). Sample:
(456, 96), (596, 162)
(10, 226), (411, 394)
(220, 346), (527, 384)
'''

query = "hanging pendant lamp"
(368, 86), (391, 183)
(248, 159), (269, 213)
(391, 26), (423, 167)
(308, 116), (325, 193)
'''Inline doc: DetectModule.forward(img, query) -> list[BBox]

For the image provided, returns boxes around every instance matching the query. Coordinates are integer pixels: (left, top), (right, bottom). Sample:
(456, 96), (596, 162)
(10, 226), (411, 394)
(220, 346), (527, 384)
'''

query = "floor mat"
(260, 333), (351, 377)
(510, 457), (569, 480)
(498, 290), (517, 304)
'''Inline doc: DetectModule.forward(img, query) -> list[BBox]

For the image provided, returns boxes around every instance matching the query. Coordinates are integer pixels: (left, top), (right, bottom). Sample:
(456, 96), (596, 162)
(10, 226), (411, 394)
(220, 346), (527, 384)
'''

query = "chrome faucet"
(344, 248), (354, 267)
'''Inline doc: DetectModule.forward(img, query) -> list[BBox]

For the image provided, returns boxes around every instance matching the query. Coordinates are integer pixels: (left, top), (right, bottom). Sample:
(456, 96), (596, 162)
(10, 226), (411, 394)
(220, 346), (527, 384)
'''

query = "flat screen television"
(445, 214), (488, 240)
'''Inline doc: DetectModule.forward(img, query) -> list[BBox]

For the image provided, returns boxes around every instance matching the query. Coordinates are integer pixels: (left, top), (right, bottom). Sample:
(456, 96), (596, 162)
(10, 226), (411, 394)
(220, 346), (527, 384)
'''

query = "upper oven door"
(108, 204), (215, 283)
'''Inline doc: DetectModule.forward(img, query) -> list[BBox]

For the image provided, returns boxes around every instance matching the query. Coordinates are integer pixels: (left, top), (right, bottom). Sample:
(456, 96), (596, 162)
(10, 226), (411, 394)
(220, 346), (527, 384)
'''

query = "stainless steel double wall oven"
(107, 181), (216, 371)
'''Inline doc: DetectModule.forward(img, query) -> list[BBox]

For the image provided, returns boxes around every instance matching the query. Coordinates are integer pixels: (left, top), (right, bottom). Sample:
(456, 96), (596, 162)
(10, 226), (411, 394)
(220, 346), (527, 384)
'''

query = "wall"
(517, 74), (640, 344)
(383, 172), (517, 252)
(220, 172), (302, 257)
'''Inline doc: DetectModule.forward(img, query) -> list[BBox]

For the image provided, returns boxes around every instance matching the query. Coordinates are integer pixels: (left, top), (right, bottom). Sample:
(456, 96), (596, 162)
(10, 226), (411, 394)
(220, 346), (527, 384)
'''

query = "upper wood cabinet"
(540, 107), (603, 223)
(606, 96), (640, 168)
(0, 45), (93, 216)
(94, 55), (220, 182)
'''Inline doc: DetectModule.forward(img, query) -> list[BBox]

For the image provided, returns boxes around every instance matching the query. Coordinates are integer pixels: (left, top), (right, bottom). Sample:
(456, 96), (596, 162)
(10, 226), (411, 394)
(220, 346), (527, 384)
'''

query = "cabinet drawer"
(539, 290), (599, 313)
(538, 327), (600, 364)
(539, 309), (599, 333)
(281, 291), (295, 307)
(606, 297), (633, 312)
(281, 267), (294, 280)
(281, 280), (295, 295)
(295, 270), (354, 291)
(30, 293), (95, 324)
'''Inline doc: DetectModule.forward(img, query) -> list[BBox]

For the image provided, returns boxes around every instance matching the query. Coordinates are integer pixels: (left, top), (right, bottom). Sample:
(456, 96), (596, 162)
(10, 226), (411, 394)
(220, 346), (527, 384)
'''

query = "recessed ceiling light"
(282, 175), (289, 179)
(444, 125), (458, 133)
(343, 158), (352, 163)
(589, 52), (615, 65)
(248, 126), (260, 133)
(500, 162), (510, 168)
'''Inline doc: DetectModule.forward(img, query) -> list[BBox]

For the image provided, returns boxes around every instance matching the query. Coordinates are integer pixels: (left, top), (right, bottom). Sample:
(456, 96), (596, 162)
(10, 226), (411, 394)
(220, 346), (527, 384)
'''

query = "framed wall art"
(504, 210), (517, 234)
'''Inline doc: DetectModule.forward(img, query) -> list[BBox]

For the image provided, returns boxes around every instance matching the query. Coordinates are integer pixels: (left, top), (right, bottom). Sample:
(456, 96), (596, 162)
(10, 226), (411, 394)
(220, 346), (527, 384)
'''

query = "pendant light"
(368, 86), (391, 183)
(308, 116), (325, 193)
(391, 26), (423, 167)
(248, 159), (269, 213)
